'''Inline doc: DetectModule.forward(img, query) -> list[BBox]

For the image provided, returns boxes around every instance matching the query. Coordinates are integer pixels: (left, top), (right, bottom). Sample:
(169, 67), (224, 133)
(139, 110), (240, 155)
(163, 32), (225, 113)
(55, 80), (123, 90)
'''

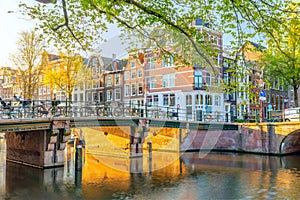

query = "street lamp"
(258, 78), (265, 123)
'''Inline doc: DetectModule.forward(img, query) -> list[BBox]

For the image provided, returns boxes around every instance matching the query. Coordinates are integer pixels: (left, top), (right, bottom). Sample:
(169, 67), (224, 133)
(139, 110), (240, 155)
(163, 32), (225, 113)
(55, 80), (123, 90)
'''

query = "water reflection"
(0, 138), (300, 199)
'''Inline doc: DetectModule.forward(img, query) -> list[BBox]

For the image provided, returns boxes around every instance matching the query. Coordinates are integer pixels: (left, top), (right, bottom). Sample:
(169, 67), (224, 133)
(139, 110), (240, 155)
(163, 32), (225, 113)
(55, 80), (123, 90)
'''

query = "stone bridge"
(1, 117), (300, 168)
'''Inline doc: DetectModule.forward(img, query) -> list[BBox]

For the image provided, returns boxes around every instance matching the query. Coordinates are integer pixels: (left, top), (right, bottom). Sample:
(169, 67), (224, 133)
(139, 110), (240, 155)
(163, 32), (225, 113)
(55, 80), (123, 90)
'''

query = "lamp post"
(258, 78), (265, 123)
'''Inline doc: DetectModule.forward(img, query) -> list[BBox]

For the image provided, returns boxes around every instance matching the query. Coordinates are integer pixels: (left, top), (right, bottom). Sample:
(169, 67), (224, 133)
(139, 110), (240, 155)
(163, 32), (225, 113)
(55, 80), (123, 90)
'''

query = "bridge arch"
(280, 129), (300, 155)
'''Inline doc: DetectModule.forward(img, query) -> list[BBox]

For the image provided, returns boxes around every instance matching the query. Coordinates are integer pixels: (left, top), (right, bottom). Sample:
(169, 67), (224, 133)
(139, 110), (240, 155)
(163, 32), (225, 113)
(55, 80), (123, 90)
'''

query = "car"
(284, 107), (300, 122)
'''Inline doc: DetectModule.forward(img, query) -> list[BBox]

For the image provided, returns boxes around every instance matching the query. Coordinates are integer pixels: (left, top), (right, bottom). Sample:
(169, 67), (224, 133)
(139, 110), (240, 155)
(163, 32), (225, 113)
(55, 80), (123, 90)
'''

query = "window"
(205, 94), (212, 105)
(186, 95), (192, 105)
(125, 85), (130, 97)
(131, 83), (136, 96)
(138, 83), (143, 95)
(131, 70), (136, 79)
(223, 60), (228, 68)
(106, 76), (112, 86)
(195, 94), (203, 104)
(149, 57), (155, 69)
(170, 94), (175, 106)
(163, 94), (175, 106)
(92, 80), (98, 88)
(87, 80), (92, 89)
(125, 71), (130, 80)
(162, 55), (174, 67)
(214, 95), (220, 106)
(163, 94), (168, 105)
(154, 95), (158, 105)
(224, 93), (229, 100)
(150, 77), (156, 89)
(138, 69), (143, 78)
(162, 74), (175, 88)
(131, 61), (136, 68)
(107, 90), (112, 101)
(115, 88), (121, 100)
(93, 92), (99, 101)
(74, 94), (78, 101)
(147, 96), (153, 105)
(79, 83), (84, 90)
(215, 54), (220, 65)
(215, 75), (221, 85)
(194, 70), (203, 89)
(206, 73), (211, 86)
(223, 73), (228, 83)
(115, 74), (120, 85)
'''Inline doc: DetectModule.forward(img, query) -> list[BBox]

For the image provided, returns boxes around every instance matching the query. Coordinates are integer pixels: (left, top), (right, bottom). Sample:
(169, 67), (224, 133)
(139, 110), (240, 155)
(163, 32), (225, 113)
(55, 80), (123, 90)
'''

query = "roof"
(86, 54), (128, 72)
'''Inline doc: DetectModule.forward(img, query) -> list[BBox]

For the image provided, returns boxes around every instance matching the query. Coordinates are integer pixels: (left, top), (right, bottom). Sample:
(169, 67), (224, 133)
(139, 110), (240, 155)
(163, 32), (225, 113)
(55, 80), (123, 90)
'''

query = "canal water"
(1, 138), (300, 200)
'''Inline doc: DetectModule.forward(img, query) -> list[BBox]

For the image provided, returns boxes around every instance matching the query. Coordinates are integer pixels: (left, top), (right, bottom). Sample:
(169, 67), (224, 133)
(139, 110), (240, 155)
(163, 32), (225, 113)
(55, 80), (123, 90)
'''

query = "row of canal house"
(0, 48), (290, 122)
(72, 40), (290, 122)
(69, 17), (290, 122)
(224, 42), (290, 121)
(75, 50), (226, 121)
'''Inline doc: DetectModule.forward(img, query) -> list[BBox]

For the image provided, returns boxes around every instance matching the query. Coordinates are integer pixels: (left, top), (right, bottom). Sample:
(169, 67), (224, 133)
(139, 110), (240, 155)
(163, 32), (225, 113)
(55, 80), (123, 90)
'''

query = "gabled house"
(82, 54), (127, 105)
(123, 50), (146, 109)
(222, 56), (237, 122)
(234, 41), (288, 121)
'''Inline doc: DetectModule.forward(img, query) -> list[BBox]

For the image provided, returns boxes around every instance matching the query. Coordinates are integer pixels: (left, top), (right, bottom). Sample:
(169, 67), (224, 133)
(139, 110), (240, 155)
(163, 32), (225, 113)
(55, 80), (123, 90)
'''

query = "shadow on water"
(5, 162), (71, 199)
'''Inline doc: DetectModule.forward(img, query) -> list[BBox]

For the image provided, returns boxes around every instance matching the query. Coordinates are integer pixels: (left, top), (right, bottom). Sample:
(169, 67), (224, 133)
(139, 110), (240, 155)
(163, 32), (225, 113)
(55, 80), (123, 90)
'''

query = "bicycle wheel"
(113, 107), (122, 117)
(96, 107), (105, 117)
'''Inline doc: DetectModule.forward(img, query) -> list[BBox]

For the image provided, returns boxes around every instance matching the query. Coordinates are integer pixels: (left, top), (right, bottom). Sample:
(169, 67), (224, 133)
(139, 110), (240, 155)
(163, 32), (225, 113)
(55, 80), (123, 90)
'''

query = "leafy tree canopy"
(19, 0), (299, 71)
(43, 51), (85, 102)
(261, 4), (300, 106)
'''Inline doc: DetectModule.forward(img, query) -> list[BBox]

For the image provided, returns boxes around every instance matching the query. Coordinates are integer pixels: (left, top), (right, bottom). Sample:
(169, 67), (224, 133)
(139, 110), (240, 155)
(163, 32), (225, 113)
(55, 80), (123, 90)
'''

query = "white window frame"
(125, 85), (130, 97)
(115, 88), (121, 100)
(162, 74), (175, 88)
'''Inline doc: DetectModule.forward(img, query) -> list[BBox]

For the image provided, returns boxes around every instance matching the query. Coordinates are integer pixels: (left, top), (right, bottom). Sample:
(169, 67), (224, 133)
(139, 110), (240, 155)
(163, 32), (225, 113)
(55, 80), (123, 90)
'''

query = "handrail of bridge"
(0, 99), (278, 123)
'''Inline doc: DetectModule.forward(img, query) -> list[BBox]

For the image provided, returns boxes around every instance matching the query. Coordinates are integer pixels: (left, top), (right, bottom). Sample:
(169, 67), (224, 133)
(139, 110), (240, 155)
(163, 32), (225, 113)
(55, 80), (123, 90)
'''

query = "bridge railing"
(0, 99), (232, 122)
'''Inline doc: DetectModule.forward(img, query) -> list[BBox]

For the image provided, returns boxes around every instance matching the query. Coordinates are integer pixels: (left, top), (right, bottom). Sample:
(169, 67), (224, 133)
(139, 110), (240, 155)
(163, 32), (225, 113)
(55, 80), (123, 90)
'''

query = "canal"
(1, 137), (300, 199)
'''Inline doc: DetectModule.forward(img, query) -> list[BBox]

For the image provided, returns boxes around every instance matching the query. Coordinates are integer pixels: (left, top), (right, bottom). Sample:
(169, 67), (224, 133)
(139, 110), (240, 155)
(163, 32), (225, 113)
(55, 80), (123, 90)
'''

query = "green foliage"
(19, 0), (298, 64)
(42, 51), (87, 102)
(261, 5), (300, 106)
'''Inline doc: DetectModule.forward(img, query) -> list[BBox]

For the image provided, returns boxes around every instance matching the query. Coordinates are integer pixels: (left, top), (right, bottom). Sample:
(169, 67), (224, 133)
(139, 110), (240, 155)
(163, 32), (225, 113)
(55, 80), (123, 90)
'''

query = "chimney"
(112, 53), (117, 70)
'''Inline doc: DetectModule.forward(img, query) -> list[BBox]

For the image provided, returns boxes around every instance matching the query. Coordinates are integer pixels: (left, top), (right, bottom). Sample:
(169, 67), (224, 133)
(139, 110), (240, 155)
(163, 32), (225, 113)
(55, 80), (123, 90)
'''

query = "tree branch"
(50, 0), (85, 50)
(122, 0), (217, 75)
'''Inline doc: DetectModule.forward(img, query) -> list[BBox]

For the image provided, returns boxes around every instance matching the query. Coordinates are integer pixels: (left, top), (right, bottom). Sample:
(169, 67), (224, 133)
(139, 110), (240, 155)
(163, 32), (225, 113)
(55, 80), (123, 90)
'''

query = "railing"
(0, 99), (233, 122)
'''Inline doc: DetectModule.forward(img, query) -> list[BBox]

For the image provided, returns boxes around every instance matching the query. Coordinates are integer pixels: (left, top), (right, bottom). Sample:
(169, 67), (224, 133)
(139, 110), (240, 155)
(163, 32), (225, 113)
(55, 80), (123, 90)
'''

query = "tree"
(19, 0), (299, 70)
(261, 5), (300, 107)
(42, 51), (86, 104)
(11, 30), (45, 99)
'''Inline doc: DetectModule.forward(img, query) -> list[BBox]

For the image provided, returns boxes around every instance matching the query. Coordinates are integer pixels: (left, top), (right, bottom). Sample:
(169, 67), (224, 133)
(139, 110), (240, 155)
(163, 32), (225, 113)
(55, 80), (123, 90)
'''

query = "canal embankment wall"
(181, 122), (300, 155)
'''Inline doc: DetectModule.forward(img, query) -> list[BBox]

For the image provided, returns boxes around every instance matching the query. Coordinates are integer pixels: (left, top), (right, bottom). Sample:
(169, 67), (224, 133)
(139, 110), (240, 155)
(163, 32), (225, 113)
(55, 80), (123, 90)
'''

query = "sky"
(0, 1), (37, 66)
(0, 0), (122, 67)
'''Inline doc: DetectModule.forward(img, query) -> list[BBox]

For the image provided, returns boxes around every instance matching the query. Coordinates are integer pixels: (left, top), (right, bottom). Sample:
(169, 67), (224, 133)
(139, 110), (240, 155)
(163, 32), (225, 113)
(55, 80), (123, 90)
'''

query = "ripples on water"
(0, 138), (300, 200)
